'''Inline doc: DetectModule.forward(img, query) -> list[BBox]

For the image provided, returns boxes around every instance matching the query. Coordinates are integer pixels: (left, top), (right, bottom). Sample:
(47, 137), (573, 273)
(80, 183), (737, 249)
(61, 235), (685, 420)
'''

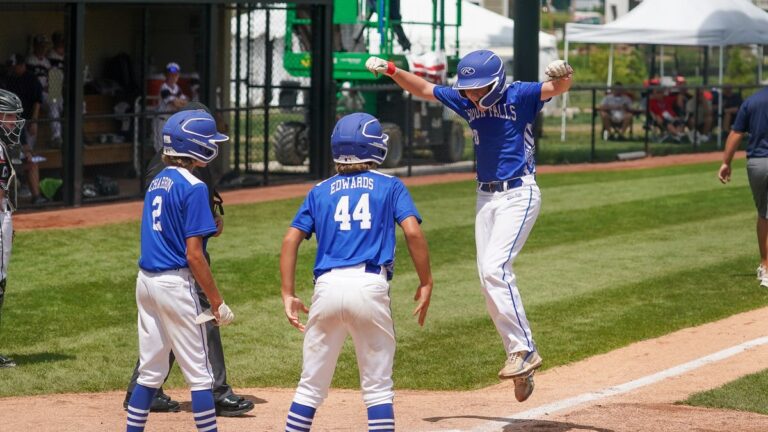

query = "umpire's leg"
(194, 280), (233, 401)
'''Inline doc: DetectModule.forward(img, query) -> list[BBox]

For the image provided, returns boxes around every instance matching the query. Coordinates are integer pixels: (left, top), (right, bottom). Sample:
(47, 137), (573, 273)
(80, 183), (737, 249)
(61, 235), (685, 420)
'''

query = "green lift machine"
(273, 0), (466, 168)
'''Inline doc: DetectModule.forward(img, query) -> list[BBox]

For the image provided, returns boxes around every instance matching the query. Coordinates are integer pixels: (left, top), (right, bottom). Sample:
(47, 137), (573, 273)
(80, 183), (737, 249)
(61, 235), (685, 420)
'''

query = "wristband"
(386, 61), (397, 76)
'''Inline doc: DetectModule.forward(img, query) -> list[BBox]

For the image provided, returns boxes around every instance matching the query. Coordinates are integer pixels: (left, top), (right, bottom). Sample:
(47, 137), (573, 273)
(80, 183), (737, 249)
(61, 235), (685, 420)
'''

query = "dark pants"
(127, 279), (233, 402)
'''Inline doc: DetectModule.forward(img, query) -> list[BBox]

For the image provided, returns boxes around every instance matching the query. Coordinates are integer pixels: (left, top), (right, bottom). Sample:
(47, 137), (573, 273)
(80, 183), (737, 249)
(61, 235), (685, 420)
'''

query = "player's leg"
(746, 158), (768, 286)
(157, 271), (217, 432)
(123, 355), (179, 412)
(476, 185), (542, 369)
(475, 190), (494, 288)
(127, 271), (173, 431)
(286, 276), (348, 431)
(346, 272), (396, 432)
(194, 280), (254, 416)
(0, 208), (14, 368)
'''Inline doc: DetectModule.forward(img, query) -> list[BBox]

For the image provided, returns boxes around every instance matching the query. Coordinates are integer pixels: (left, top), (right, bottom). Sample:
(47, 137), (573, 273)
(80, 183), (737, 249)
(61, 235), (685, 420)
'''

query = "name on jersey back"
(148, 176), (174, 193)
(330, 176), (374, 194)
(466, 104), (517, 122)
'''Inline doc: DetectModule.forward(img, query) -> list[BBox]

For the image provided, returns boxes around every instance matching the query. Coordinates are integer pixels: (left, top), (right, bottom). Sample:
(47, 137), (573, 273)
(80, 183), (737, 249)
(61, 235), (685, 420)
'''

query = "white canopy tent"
(562, 0), (768, 143)
(375, 0), (560, 82)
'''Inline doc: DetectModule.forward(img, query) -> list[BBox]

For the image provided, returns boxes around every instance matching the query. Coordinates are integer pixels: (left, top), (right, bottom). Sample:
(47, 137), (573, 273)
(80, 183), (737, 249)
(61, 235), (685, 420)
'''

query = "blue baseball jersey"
(434, 82), (546, 182)
(291, 170), (422, 279)
(732, 87), (768, 159)
(139, 166), (217, 272)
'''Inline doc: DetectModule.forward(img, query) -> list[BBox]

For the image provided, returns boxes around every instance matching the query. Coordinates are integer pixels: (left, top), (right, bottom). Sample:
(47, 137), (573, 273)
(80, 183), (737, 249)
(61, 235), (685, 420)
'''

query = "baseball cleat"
(123, 391), (181, 413)
(513, 372), (535, 402)
(215, 394), (255, 417)
(0, 354), (16, 368)
(761, 278), (768, 289)
(758, 265), (766, 281)
(498, 350), (542, 380)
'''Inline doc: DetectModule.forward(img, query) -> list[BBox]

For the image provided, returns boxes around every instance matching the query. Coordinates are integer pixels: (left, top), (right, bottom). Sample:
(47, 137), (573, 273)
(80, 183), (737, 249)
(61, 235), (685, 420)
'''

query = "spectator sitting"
(648, 87), (685, 142)
(3, 54), (46, 205)
(598, 82), (634, 140)
(685, 90), (713, 143)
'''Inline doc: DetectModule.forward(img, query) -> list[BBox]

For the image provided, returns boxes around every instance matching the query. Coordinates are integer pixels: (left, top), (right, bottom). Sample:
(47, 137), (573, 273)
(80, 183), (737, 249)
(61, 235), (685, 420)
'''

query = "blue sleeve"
(291, 192), (315, 238)
(515, 81), (545, 124)
(732, 100), (750, 133)
(433, 86), (469, 120)
(184, 184), (217, 238)
(392, 179), (422, 224)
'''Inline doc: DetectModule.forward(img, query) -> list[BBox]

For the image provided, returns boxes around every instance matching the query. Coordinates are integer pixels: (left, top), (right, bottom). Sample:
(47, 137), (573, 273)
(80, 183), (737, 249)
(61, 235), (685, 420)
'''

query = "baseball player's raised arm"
(400, 216), (433, 326)
(366, 56), (437, 102)
(280, 227), (310, 331)
(186, 236), (224, 311)
(541, 60), (574, 100)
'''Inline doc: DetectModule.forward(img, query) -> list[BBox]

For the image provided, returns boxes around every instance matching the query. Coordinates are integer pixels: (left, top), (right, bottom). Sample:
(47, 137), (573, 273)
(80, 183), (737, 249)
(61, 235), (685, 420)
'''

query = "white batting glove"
(545, 60), (573, 80)
(365, 56), (397, 77)
(215, 302), (235, 327)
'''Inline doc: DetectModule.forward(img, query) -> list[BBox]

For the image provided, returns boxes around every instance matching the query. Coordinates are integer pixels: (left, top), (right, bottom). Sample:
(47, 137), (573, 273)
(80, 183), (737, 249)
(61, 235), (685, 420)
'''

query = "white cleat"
(513, 372), (535, 402)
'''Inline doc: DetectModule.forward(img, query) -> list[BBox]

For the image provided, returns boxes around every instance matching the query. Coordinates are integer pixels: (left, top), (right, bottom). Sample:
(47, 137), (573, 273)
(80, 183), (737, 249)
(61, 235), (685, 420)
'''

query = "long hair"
(335, 161), (378, 174)
(161, 154), (197, 171)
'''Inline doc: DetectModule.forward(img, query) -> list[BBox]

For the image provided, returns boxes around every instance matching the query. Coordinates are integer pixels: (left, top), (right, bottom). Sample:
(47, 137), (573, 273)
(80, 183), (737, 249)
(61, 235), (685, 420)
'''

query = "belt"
(477, 178), (523, 193)
(315, 262), (385, 279)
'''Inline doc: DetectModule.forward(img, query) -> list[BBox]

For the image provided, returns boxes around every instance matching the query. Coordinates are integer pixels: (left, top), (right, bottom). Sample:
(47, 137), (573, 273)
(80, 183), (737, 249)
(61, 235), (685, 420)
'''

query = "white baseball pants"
(293, 264), (395, 409)
(475, 179), (541, 355)
(0, 204), (12, 282)
(135, 268), (214, 391)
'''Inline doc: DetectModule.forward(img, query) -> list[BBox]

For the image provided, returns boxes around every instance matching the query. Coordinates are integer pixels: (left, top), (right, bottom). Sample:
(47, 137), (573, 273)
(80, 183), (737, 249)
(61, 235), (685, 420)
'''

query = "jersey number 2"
(334, 194), (371, 231)
(152, 196), (163, 231)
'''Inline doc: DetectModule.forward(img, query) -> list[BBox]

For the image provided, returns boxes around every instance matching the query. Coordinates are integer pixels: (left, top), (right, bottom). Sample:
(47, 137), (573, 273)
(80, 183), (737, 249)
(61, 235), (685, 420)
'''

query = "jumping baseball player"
(281, 112), (433, 431)
(125, 109), (234, 432)
(366, 50), (573, 402)
(0, 89), (22, 369)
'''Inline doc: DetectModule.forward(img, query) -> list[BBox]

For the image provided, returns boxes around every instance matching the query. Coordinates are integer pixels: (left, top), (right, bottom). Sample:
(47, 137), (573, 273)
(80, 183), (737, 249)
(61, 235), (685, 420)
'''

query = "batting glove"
(545, 60), (573, 80)
(215, 302), (235, 326)
(366, 56), (397, 77)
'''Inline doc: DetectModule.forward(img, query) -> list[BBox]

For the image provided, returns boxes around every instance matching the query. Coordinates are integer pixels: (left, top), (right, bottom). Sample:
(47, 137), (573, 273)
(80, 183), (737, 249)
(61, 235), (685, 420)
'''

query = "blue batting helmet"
(453, 50), (506, 109)
(162, 110), (227, 163)
(331, 113), (388, 165)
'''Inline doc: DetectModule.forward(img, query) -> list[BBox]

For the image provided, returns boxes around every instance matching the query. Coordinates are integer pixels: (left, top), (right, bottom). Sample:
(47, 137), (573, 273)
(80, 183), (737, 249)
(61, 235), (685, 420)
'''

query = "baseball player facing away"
(125, 109), (234, 432)
(366, 50), (573, 402)
(0, 89), (22, 368)
(280, 112), (433, 432)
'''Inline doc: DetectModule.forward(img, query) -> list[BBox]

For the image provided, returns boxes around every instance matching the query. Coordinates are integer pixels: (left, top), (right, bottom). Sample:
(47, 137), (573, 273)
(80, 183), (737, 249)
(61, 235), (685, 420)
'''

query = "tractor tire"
(435, 121), (466, 163)
(273, 121), (309, 166)
(380, 123), (403, 168)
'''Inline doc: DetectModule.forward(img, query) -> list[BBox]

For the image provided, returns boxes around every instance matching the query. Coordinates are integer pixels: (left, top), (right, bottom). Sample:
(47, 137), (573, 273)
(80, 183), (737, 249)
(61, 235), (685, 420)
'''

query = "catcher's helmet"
(0, 88), (25, 147)
(453, 50), (507, 109)
(331, 113), (388, 165)
(162, 110), (227, 163)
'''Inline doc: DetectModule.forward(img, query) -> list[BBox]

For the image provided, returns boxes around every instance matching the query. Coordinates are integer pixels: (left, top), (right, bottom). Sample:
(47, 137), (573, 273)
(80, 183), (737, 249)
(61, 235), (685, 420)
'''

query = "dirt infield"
(2, 306), (767, 431)
(14, 151), (737, 231)
(4, 150), (766, 431)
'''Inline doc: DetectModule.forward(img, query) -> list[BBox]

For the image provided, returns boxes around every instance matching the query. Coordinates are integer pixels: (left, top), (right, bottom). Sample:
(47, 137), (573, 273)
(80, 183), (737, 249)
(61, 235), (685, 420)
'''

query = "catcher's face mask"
(0, 112), (24, 147)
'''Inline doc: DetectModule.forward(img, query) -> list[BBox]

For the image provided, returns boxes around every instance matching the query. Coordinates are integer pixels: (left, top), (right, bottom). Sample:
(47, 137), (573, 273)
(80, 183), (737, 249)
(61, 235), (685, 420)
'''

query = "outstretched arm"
(280, 227), (310, 331)
(541, 60), (574, 100)
(366, 56), (438, 102)
(400, 216), (433, 326)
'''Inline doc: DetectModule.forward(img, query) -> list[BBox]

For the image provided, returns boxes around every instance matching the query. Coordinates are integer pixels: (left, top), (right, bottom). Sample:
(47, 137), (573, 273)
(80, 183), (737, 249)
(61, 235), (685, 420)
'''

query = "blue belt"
(478, 178), (523, 193)
(315, 262), (385, 279)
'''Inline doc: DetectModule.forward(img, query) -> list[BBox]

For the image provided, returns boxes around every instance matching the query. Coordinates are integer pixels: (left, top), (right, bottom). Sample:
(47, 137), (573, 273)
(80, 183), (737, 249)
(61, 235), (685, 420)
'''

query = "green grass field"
(684, 368), (768, 415)
(0, 159), (766, 398)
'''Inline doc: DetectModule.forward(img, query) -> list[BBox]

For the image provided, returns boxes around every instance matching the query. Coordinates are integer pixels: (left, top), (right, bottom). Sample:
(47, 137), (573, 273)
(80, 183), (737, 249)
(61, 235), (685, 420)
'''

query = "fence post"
(590, 87), (596, 163)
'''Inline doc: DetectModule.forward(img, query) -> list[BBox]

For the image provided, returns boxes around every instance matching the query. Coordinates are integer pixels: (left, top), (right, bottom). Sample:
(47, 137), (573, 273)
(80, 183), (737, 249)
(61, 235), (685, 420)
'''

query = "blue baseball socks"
(191, 389), (218, 432)
(285, 401), (316, 432)
(125, 384), (156, 432)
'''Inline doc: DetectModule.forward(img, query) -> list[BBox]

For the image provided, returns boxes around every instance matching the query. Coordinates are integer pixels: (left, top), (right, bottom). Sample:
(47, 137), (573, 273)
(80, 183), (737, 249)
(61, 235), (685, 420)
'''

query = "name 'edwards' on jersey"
(434, 82), (548, 183)
(291, 170), (421, 279)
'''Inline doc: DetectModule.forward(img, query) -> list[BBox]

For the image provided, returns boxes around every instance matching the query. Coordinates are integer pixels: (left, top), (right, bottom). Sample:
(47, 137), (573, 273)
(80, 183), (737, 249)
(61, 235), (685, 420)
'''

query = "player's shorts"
(747, 157), (768, 218)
